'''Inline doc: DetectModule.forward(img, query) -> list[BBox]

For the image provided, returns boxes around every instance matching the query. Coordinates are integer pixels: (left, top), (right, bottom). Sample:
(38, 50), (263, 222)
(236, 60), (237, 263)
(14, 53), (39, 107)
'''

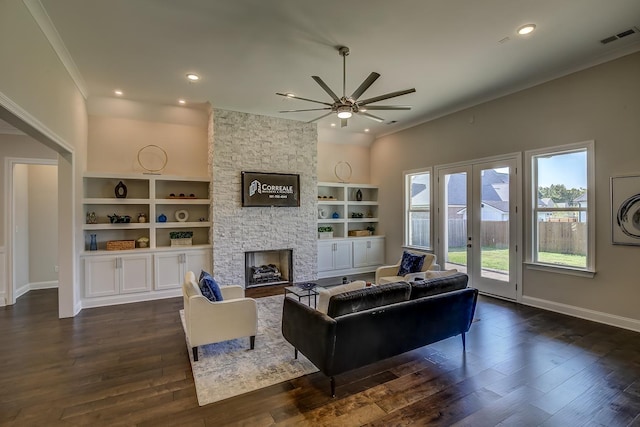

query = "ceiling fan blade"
(360, 105), (411, 111)
(311, 76), (340, 103)
(350, 72), (380, 101)
(306, 112), (334, 123)
(276, 92), (332, 106)
(341, 118), (348, 128)
(279, 108), (332, 113)
(358, 88), (416, 106)
(358, 112), (385, 123)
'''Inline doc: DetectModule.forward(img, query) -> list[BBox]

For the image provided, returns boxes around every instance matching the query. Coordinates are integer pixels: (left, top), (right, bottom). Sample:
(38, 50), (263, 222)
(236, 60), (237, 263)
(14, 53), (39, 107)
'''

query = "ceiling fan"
(277, 46), (416, 128)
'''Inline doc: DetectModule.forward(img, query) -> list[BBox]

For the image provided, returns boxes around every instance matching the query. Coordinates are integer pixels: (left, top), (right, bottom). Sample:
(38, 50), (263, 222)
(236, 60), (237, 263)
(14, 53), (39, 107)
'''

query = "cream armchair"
(375, 252), (439, 285)
(182, 271), (258, 361)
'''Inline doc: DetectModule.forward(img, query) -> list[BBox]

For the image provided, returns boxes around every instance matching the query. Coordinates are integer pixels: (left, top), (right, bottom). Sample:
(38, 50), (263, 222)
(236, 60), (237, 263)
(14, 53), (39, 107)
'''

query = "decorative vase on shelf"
(114, 180), (128, 198)
(89, 234), (97, 251)
(356, 188), (363, 201)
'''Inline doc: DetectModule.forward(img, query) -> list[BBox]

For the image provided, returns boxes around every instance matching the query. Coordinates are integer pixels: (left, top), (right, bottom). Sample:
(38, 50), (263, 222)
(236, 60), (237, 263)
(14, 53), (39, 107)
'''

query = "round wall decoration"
(334, 161), (352, 183)
(137, 144), (168, 174)
(175, 209), (189, 222)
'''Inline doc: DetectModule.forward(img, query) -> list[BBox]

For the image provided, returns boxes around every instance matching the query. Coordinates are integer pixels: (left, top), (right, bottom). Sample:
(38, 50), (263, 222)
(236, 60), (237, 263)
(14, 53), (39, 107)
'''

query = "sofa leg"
(461, 332), (466, 351)
(192, 346), (198, 361)
(294, 348), (298, 359)
(250, 335), (255, 350)
(330, 377), (336, 398)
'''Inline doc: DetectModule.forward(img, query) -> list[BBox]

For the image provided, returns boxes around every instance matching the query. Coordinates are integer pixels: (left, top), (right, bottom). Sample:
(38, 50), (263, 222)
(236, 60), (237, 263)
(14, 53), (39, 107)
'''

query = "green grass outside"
(447, 247), (586, 271)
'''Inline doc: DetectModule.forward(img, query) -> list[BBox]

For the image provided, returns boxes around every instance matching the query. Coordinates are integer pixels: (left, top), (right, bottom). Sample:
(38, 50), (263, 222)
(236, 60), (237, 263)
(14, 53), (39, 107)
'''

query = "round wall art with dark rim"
(617, 193), (640, 238)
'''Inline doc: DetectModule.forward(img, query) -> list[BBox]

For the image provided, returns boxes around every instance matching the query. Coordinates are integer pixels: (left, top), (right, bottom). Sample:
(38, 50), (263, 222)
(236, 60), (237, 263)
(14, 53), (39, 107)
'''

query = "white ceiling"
(38, 0), (640, 137)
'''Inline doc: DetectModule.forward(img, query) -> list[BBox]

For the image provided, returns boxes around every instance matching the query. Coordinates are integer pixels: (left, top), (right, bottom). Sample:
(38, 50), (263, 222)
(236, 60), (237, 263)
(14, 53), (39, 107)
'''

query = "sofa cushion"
(397, 251), (426, 276)
(327, 282), (411, 318)
(199, 270), (223, 301)
(409, 272), (468, 300)
(316, 281), (366, 314)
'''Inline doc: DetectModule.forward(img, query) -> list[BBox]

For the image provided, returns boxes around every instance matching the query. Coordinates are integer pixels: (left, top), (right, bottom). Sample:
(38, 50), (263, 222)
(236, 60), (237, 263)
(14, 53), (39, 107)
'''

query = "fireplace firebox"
(245, 249), (293, 288)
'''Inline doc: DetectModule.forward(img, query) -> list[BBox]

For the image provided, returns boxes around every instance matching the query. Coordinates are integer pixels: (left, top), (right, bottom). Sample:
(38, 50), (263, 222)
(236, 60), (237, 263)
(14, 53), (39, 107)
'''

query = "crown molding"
(23, 0), (88, 99)
(0, 90), (74, 154)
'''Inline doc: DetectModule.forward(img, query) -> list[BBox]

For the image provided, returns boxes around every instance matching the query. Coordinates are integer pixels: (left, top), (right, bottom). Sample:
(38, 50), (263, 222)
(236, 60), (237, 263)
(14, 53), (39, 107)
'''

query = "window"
(404, 169), (432, 249)
(526, 141), (595, 274)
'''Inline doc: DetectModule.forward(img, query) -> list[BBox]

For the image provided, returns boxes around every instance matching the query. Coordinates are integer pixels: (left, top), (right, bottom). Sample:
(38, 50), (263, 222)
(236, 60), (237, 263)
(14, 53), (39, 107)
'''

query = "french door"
(436, 156), (519, 300)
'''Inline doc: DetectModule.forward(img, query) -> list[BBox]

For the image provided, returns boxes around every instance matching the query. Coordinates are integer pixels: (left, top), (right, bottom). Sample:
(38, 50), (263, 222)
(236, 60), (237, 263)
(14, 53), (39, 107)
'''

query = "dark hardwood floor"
(1, 288), (639, 426)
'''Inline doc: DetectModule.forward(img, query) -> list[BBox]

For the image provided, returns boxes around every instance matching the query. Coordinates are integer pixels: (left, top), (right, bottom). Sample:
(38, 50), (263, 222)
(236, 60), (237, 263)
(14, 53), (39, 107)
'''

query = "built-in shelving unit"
(317, 182), (385, 279)
(81, 173), (212, 305)
(317, 182), (379, 239)
(82, 173), (211, 252)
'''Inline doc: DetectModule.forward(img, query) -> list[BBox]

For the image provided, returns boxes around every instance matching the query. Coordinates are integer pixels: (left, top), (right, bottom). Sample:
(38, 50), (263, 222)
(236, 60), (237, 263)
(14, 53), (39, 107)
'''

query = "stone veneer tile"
(209, 109), (318, 287)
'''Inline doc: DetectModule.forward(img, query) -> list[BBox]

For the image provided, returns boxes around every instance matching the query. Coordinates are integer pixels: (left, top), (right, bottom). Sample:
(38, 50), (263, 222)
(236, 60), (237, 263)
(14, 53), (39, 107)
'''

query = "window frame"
(525, 140), (595, 277)
(403, 167), (433, 251)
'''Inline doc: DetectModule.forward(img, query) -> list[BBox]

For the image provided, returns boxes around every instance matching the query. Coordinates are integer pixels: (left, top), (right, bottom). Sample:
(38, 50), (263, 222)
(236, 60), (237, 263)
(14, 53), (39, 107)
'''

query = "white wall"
(318, 142), (370, 184)
(13, 164), (29, 296)
(28, 164), (58, 285)
(0, 0), (88, 317)
(372, 51), (640, 325)
(87, 98), (208, 176)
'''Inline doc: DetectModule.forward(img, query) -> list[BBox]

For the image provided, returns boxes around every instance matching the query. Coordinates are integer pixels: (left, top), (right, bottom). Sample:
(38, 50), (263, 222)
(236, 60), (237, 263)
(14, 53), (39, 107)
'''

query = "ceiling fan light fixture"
(337, 106), (352, 119)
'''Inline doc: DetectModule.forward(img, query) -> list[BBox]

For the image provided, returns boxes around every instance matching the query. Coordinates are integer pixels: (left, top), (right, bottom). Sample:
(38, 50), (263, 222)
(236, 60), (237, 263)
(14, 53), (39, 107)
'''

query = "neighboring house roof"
(483, 200), (510, 213)
(446, 169), (510, 206)
(574, 191), (588, 203)
(539, 198), (556, 208)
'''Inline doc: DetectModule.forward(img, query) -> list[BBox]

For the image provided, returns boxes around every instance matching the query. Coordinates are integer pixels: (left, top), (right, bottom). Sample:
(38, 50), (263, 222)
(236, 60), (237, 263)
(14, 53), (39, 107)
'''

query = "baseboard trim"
(30, 280), (58, 290)
(521, 295), (640, 333)
(15, 284), (30, 299)
(81, 289), (182, 309)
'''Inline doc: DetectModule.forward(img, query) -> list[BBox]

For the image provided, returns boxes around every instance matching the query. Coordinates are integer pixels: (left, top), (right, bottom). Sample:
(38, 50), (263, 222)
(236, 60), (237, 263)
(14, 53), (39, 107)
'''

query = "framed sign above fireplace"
(241, 171), (300, 207)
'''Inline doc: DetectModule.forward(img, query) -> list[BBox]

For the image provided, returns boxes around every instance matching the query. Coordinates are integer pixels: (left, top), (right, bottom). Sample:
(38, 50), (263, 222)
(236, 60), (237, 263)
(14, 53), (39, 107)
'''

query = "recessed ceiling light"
(364, 128), (370, 132)
(178, 99), (186, 105)
(330, 123), (336, 127)
(186, 73), (200, 82)
(114, 90), (123, 96)
(517, 24), (536, 35)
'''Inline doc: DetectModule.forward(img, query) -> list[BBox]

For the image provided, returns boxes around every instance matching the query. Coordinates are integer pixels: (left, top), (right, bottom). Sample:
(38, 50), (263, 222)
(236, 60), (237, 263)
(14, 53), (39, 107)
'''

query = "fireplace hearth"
(245, 249), (293, 288)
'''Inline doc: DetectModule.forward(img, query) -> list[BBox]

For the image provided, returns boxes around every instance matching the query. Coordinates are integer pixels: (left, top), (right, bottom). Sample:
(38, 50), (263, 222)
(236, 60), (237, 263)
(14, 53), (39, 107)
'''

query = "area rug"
(180, 294), (318, 406)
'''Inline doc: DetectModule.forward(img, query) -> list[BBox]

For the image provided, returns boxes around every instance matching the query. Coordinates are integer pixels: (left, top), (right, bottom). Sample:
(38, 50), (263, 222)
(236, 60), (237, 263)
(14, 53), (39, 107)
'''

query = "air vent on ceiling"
(600, 26), (639, 44)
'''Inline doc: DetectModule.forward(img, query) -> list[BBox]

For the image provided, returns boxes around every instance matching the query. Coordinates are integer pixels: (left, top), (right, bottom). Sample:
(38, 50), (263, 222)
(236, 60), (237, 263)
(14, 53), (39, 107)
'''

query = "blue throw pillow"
(198, 270), (223, 302)
(397, 251), (426, 276)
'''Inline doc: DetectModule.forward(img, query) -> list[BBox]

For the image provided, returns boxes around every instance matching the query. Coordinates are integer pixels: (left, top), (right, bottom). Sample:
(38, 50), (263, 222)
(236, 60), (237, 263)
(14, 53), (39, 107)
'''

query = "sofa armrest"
(281, 297), (337, 373)
(403, 271), (426, 282)
(186, 296), (257, 347)
(220, 285), (245, 300)
(375, 264), (400, 284)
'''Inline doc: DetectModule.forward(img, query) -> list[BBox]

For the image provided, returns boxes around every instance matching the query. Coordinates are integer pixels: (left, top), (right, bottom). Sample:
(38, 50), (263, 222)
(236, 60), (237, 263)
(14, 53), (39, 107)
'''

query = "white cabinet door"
(154, 252), (183, 290)
(368, 239), (385, 266)
(334, 241), (353, 270)
(154, 249), (212, 290)
(352, 238), (385, 268)
(317, 241), (335, 272)
(85, 256), (118, 297)
(120, 254), (153, 294)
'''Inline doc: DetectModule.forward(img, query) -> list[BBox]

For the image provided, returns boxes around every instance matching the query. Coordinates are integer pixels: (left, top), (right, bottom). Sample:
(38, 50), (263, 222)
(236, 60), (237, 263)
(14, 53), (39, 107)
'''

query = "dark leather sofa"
(281, 273), (478, 396)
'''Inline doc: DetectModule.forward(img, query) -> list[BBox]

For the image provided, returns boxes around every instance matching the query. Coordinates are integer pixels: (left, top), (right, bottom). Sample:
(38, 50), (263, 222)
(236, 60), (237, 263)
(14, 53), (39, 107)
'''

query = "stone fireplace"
(209, 109), (318, 288)
(244, 249), (293, 288)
